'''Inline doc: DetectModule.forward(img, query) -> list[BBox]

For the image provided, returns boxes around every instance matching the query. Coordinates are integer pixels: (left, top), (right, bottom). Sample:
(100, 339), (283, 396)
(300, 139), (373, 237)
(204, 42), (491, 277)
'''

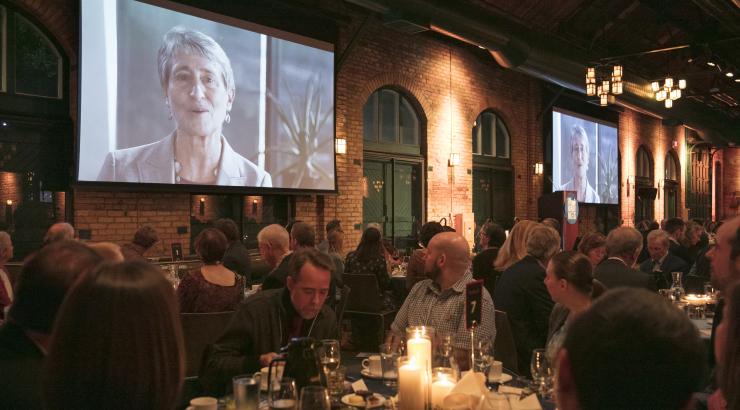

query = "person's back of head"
(9, 241), (102, 334)
(325, 219), (341, 235)
(43, 223), (74, 246)
(291, 222), (315, 248)
(327, 229), (344, 254)
(494, 220), (537, 271)
(558, 288), (705, 410)
(132, 226), (159, 250)
(87, 242), (124, 262)
(419, 221), (445, 248)
(257, 224), (290, 267)
(526, 225), (561, 264)
(577, 232), (606, 256)
(44, 261), (184, 410)
(483, 223), (506, 249)
(213, 218), (240, 243)
(664, 217), (686, 237)
(605, 226), (642, 261)
(195, 228), (228, 264)
(0, 231), (12, 262)
(355, 227), (383, 262)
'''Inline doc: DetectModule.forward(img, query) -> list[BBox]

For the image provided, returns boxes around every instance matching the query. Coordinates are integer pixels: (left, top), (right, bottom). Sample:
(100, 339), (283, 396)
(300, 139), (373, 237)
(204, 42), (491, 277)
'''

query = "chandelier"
(586, 64), (623, 106)
(651, 77), (686, 108)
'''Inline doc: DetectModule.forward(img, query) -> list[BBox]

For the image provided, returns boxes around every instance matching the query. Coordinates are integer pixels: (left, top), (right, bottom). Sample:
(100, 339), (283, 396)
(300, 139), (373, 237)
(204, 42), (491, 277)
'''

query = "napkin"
(448, 372), (486, 408)
(496, 386), (542, 410)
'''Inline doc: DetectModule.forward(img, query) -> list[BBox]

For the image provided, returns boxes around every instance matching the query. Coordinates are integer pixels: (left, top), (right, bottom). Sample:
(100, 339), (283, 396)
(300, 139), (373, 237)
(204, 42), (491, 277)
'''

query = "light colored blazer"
(97, 132), (272, 187)
(560, 179), (600, 203)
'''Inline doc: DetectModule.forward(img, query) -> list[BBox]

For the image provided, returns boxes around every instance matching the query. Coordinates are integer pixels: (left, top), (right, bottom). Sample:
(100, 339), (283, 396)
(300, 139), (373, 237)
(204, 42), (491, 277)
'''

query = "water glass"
(320, 339), (341, 374)
(326, 365), (346, 398)
(298, 386), (330, 410)
(269, 378), (297, 410)
(472, 340), (494, 376)
(379, 343), (399, 386)
(530, 348), (553, 395)
(233, 375), (260, 410)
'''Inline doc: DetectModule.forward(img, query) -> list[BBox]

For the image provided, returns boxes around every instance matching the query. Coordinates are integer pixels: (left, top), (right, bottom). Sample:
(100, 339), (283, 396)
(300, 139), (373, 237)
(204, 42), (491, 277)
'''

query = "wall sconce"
(657, 180), (662, 199)
(449, 153), (460, 167)
(199, 197), (205, 216)
(626, 176), (633, 197)
(252, 199), (258, 214)
(5, 199), (12, 226)
(335, 138), (347, 155)
(533, 162), (544, 175)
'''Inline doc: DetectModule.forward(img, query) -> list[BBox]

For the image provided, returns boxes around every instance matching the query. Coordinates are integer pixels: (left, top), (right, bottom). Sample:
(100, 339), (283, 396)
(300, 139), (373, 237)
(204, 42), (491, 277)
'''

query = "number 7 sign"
(465, 280), (484, 329)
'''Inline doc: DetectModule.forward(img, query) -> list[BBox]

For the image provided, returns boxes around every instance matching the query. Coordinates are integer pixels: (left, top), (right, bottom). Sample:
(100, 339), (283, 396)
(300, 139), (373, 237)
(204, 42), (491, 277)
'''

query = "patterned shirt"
(390, 270), (496, 350)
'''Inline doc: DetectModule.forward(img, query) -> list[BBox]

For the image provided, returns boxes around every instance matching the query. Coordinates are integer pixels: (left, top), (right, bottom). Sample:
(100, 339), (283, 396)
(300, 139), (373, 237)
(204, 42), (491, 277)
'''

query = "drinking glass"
(472, 340), (494, 377)
(530, 348), (553, 396)
(269, 378), (297, 410)
(298, 386), (330, 410)
(326, 365), (346, 398)
(233, 375), (260, 410)
(320, 339), (341, 376)
(379, 343), (399, 386)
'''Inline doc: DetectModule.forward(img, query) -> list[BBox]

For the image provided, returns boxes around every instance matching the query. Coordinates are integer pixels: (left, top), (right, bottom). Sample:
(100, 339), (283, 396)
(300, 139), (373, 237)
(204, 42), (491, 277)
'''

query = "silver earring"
(225, 112), (231, 124)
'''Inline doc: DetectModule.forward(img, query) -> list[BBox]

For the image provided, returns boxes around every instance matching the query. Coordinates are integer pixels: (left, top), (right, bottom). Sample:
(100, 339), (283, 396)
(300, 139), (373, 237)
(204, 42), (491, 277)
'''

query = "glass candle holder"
(398, 356), (429, 410)
(406, 326), (434, 372)
(431, 367), (456, 409)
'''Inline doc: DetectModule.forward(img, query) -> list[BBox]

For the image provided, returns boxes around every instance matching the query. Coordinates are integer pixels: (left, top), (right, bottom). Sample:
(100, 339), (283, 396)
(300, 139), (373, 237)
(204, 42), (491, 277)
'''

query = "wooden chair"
(494, 310), (519, 374)
(343, 274), (398, 345)
(180, 311), (235, 377)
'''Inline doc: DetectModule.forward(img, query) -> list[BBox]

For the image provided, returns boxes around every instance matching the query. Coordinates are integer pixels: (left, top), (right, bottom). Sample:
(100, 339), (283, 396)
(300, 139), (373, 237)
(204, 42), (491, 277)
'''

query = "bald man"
(389, 232), (496, 369)
(43, 223), (75, 245)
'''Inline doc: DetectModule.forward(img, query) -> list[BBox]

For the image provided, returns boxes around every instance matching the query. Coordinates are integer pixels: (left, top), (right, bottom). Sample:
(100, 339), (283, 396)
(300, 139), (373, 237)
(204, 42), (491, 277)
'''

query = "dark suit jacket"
(261, 253), (293, 290)
(638, 253), (688, 289)
(669, 240), (692, 265)
(223, 241), (252, 284)
(494, 255), (554, 377)
(0, 322), (45, 410)
(594, 258), (655, 290)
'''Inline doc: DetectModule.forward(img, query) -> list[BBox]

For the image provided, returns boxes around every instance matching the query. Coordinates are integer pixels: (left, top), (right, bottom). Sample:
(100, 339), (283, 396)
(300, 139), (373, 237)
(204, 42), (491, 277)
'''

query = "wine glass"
(472, 340), (494, 377)
(320, 339), (341, 375)
(530, 348), (553, 395)
(299, 386), (330, 410)
(270, 378), (297, 410)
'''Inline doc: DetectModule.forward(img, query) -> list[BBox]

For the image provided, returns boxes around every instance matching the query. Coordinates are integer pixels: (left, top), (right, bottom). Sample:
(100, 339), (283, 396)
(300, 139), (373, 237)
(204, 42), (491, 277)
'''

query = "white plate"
(488, 373), (513, 384)
(360, 369), (397, 380)
(341, 393), (385, 408)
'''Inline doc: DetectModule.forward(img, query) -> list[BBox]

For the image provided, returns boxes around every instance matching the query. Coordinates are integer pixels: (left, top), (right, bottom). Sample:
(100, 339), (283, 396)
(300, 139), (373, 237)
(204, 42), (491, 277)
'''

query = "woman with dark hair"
(577, 231), (607, 269)
(177, 228), (244, 312)
(405, 221), (445, 291)
(344, 227), (391, 293)
(709, 280), (740, 410)
(44, 261), (184, 410)
(543, 250), (596, 363)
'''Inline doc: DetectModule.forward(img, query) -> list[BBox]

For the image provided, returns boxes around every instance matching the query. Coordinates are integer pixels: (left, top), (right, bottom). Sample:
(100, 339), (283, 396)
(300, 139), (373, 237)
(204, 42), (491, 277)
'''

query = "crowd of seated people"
(0, 214), (736, 409)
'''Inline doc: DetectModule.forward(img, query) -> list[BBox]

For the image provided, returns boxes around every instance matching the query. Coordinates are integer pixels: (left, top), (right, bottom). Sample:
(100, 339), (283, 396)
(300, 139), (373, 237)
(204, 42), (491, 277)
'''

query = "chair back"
(494, 310), (519, 374)
(335, 285), (351, 324)
(343, 274), (384, 313)
(181, 311), (235, 377)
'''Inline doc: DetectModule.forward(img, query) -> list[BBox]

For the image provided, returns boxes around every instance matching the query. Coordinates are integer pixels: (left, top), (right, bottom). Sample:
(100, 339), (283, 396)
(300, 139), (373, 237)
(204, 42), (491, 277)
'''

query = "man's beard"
(427, 263), (442, 282)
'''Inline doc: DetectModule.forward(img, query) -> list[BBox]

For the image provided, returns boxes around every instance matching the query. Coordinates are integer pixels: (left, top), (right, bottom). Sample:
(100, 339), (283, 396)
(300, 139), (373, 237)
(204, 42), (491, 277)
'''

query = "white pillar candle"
(407, 335), (432, 370)
(431, 373), (455, 409)
(398, 358), (426, 410)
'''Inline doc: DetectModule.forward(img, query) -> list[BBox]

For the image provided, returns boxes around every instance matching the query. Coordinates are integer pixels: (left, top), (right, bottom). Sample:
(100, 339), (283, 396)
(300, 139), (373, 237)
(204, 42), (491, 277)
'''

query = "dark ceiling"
(469, 0), (740, 131)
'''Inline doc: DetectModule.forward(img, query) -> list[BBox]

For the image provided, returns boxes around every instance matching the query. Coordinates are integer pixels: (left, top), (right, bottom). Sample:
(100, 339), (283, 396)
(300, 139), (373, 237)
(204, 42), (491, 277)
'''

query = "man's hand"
(259, 352), (279, 367)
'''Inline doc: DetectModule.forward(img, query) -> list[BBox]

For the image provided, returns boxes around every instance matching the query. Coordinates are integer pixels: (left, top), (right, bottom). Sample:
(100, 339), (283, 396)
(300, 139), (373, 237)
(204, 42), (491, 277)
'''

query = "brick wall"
(719, 148), (740, 219)
(0, 172), (22, 226)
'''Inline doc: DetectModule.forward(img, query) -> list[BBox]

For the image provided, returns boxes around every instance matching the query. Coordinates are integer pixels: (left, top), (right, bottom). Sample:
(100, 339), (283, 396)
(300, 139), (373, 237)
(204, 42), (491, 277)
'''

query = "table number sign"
(171, 242), (183, 261)
(465, 280), (484, 329)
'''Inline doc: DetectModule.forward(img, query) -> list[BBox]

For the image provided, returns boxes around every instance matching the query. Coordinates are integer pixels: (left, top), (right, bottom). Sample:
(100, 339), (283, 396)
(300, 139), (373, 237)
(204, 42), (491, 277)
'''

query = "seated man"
(638, 229), (688, 289)
(555, 288), (706, 410)
(390, 232), (495, 369)
(120, 226), (158, 262)
(214, 218), (251, 283)
(0, 241), (102, 410)
(594, 226), (654, 290)
(43, 222), (75, 245)
(200, 248), (338, 395)
(262, 222), (315, 290)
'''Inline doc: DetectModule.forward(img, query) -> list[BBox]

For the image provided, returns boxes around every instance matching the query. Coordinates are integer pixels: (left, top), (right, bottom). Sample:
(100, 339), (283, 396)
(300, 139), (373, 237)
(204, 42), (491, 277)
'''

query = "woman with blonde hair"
(494, 220), (538, 272)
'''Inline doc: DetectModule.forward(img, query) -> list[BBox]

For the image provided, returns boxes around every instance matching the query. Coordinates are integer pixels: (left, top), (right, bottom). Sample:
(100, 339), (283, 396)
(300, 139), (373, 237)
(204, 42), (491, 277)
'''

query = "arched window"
(635, 146), (654, 223)
(363, 88), (420, 155)
(664, 151), (680, 219)
(665, 151), (679, 182)
(636, 146), (653, 180)
(362, 88), (424, 249)
(472, 110), (513, 230)
(14, 14), (62, 98)
(472, 111), (510, 158)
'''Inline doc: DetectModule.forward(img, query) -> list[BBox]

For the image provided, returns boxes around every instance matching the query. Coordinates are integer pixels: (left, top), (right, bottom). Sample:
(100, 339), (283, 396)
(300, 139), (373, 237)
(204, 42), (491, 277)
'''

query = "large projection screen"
(78, 0), (336, 192)
(552, 108), (618, 204)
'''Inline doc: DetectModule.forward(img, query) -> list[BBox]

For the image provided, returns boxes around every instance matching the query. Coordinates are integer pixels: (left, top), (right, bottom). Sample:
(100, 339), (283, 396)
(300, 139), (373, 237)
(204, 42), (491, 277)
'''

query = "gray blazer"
(97, 132), (272, 187)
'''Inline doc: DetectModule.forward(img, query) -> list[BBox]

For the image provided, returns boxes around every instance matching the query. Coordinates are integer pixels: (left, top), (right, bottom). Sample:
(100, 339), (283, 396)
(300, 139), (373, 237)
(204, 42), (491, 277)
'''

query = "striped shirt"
(390, 270), (496, 350)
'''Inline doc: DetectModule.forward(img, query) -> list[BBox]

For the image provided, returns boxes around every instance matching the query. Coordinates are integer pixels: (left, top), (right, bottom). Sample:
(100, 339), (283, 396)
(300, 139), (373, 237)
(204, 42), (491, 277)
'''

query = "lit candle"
(431, 370), (456, 409)
(407, 330), (432, 371)
(684, 294), (709, 306)
(398, 357), (426, 410)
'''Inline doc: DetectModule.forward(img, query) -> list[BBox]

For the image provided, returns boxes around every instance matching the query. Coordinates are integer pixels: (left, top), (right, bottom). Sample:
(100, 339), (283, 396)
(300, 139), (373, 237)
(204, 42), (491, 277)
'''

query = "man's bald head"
(425, 232), (470, 288)
(44, 223), (75, 245)
(707, 216), (740, 292)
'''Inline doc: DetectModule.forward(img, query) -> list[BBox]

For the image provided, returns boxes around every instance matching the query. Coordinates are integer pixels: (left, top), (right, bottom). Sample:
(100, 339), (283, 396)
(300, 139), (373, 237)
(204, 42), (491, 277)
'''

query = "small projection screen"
(552, 108), (618, 204)
(78, 0), (336, 192)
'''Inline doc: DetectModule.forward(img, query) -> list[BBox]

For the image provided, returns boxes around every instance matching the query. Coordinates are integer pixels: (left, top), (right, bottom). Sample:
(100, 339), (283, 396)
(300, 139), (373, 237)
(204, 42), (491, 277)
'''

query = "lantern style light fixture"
(586, 64), (623, 106)
(651, 77), (686, 108)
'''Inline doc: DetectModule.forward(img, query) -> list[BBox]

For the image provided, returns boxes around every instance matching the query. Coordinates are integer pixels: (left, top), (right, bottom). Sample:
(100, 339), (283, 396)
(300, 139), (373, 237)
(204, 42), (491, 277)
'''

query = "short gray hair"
(257, 224), (290, 252)
(157, 26), (235, 96)
(526, 225), (561, 262)
(646, 229), (670, 247)
(606, 227), (643, 258)
(0, 231), (11, 251)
